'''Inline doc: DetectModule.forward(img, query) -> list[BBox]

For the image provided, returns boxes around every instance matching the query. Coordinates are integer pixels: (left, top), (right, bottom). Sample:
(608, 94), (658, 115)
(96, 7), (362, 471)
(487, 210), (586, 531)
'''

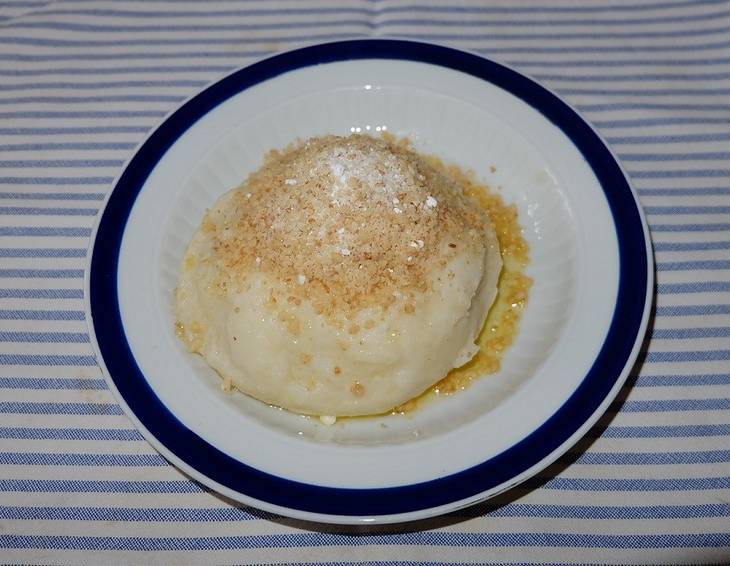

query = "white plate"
(87, 39), (653, 524)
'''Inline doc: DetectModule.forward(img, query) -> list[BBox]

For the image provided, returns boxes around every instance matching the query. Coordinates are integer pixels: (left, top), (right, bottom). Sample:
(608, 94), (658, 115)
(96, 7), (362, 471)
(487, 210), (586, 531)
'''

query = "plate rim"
(85, 38), (654, 525)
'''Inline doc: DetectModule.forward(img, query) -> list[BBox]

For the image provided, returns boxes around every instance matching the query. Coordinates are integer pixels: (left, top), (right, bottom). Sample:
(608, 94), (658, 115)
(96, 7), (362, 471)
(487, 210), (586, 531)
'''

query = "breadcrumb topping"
(208, 135), (490, 320)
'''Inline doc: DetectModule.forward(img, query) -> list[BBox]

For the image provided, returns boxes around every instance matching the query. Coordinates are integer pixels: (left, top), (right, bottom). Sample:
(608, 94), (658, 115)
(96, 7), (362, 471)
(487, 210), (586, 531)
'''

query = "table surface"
(1, 1), (729, 564)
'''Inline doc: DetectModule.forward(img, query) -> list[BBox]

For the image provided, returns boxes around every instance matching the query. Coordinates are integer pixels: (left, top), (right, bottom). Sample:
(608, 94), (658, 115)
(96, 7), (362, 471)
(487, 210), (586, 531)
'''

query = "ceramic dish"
(87, 39), (653, 524)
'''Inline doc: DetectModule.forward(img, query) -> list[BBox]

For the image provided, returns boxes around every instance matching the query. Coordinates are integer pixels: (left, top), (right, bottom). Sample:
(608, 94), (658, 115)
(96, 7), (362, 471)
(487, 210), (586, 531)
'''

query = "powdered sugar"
(327, 144), (406, 209)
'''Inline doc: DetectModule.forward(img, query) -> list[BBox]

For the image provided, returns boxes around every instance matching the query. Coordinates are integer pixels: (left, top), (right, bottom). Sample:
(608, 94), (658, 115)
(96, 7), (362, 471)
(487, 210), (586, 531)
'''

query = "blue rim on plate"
(89, 39), (651, 519)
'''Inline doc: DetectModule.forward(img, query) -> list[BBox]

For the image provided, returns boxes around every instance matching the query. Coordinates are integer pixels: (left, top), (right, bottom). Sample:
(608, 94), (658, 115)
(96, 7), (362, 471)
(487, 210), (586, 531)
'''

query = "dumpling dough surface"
(175, 135), (502, 416)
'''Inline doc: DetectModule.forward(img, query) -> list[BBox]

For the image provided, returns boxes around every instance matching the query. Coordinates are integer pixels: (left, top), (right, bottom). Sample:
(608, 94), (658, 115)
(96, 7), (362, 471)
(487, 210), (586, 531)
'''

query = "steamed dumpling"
(175, 135), (501, 417)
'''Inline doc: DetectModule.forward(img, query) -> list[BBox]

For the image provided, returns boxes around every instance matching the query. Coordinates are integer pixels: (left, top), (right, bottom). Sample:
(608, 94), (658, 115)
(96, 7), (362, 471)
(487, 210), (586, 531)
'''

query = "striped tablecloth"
(1, 1), (729, 564)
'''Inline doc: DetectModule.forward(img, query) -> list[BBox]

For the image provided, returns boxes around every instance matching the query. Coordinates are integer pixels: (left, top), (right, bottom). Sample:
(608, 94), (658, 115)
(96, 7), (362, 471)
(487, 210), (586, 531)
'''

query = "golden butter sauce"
(393, 158), (532, 413)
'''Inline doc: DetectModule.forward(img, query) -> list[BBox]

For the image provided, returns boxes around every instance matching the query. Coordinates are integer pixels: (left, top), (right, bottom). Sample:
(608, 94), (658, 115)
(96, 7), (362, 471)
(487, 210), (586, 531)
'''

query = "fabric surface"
(1, 0), (729, 564)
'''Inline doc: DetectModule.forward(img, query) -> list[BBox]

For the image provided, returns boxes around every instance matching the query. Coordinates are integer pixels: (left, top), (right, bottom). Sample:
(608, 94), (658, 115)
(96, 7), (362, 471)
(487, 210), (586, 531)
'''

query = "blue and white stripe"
(0, 0), (728, 563)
